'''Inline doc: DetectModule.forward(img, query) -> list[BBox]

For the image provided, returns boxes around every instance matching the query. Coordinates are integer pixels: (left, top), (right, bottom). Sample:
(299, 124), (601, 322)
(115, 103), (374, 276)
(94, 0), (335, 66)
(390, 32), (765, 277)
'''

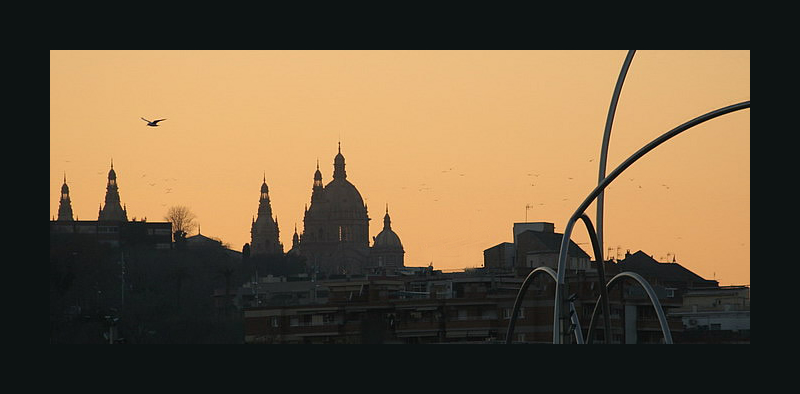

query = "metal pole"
(595, 49), (634, 343)
(578, 214), (612, 344)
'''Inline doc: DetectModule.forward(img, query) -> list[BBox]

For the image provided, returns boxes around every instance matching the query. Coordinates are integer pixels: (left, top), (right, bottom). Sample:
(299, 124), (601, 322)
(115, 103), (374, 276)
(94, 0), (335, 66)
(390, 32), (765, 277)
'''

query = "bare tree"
(164, 206), (197, 235)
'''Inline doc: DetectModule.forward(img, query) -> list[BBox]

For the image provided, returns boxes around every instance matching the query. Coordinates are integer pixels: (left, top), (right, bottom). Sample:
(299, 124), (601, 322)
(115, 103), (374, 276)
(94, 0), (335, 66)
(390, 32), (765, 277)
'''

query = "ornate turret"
(311, 159), (324, 204)
(57, 173), (74, 221)
(98, 159), (128, 222)
(333, 142), (346, 180)
(250, 175), (283, 256)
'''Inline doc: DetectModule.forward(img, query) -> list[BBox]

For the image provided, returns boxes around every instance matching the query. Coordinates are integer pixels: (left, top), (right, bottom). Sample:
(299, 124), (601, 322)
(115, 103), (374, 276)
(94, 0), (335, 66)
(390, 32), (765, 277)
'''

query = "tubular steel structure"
(586, 271), (674, 344)
(594, 50), (635, 343)
(505, 266), (557, 344)
(506, 50), (750, 344)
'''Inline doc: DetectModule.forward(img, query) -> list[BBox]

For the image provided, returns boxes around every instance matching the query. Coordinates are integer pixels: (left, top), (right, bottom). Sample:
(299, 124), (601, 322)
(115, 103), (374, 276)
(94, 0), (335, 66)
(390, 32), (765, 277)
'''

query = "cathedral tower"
(98, 159), (128, 222)
(250, 175), (283, 256)
(299, 144), (370, 274)
(57, 173), (74, 221)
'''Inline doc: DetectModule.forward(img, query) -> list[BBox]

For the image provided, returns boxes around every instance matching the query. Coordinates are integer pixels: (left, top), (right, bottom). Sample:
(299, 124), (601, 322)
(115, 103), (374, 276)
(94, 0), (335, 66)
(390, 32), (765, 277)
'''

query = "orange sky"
(50, 50), (750, 286)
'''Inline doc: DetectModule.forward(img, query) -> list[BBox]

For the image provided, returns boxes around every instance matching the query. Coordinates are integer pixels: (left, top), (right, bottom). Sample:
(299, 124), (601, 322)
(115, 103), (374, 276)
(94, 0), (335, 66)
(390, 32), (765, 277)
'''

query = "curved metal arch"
(577, 214), (611, 344)
(586, 271), (674, 344)
(504, 266), (557, 344)
(551, 100), (751, 343)
(595, 49), (635, 343)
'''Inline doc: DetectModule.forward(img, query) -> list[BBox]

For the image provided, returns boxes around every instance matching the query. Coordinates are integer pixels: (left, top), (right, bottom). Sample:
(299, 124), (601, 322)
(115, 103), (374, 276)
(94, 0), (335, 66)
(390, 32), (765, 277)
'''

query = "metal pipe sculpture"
(586, 271), (674, 343)
(505, 266), (557, 344)
(506, 214), (611, 343)
(506, 50), (750, 344)
(595, 50), (635, 343)
(551, 100), (750, 343)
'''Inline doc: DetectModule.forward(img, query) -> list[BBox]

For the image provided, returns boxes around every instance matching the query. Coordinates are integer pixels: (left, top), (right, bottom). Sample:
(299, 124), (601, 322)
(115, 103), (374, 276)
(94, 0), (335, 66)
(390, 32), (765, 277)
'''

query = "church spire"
(251, 175), (282, 256)
(311, 160), (324, 203)
(258, 175), (272, 217)
(383, 203), (392, 230)
(99, 160), (128, 221)
(57, 172), (74, 221)
(333, 143), (346, 180)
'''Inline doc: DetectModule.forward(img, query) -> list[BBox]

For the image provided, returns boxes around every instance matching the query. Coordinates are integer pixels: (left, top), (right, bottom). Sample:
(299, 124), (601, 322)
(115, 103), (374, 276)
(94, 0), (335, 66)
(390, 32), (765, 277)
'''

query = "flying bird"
(141, 117), (167, 127)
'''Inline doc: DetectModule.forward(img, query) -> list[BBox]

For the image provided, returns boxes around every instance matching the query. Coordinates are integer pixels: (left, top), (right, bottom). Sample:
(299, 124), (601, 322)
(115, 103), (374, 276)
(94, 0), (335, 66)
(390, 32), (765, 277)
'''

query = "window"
(338, 226), (350, 241)
(271, 317), (279, 327)
(503, 308), (524, 319)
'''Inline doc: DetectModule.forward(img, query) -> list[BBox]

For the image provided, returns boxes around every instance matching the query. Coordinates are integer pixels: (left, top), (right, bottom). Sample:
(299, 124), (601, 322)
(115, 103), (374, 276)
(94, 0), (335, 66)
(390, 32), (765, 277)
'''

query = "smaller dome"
(261, 181), (269, 193)
(61, 181), (70, 194)
(374, 228), (403, 249)
(373, 208), (403, 249)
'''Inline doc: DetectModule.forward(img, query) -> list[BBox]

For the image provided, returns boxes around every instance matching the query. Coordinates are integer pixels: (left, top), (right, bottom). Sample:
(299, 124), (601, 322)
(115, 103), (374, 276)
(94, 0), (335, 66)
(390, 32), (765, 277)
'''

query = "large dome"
(324, 178), (366, 216)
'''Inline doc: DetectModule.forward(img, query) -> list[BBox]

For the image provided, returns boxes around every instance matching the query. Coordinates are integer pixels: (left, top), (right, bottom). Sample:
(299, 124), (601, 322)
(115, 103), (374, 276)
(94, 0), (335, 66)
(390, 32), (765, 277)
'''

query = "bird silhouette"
(141, 117), (167, 127)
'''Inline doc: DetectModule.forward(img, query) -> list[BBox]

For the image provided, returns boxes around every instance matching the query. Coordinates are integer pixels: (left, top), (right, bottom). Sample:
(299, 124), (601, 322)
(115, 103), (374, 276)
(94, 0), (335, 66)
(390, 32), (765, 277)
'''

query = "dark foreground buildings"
(51, 161), (243, 344)
(241, 222), (749, 344)
(52, 160), (749, 344)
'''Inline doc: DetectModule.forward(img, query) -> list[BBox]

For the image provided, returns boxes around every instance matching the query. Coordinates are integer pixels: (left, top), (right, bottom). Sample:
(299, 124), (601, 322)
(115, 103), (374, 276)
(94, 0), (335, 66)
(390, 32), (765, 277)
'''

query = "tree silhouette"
(164, 205), (197, 237)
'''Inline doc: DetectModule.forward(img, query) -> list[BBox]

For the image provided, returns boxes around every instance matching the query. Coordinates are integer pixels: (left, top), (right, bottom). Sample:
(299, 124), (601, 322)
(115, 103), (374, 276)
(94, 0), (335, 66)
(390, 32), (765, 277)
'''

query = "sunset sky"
(50, 50), (750, 286)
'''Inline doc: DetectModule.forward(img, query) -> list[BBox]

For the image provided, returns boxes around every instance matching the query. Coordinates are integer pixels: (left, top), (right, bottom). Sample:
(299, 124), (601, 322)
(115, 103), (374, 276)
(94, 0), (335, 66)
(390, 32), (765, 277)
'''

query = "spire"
(251, 175), (282, 255)
(312, 161), (324, 198)
(333, 143), (346, 180)
(383, 203), (391, 230)
(99, 160), (127, 222)
(57, 172), (74, 221)
(260, 175), (269, 198)
(257, 177), (273, 216)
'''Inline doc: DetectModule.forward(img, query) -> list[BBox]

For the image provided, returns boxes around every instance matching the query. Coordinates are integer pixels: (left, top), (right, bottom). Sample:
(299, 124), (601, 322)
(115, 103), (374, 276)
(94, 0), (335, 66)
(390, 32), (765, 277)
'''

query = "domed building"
(370, 205), (405, 273)
(298, 143), (371, 275)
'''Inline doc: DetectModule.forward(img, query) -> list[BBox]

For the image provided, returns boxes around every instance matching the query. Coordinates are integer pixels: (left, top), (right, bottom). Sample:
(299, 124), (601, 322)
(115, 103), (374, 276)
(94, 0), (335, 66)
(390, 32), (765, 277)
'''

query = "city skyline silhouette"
(50, 50), (750, 286)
